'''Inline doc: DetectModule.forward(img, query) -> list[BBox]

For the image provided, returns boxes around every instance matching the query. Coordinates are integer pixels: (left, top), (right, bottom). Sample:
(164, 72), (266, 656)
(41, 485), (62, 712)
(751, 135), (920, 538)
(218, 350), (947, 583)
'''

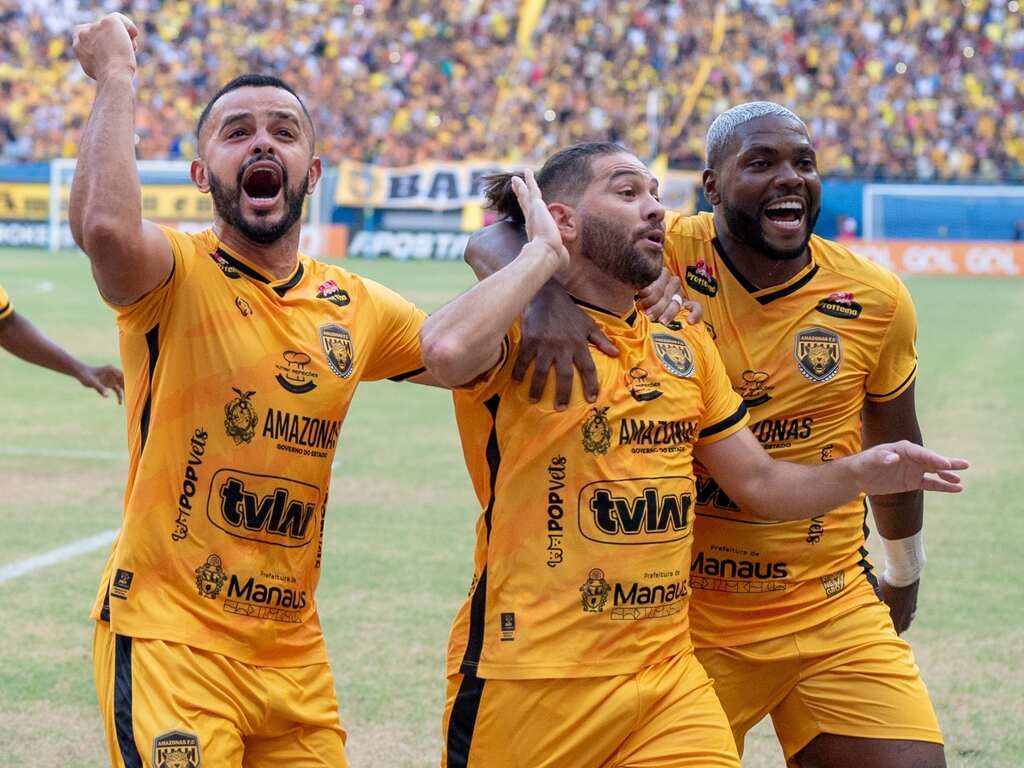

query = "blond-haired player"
(466, 104), (952, 768)
(425, 143), (966, 767)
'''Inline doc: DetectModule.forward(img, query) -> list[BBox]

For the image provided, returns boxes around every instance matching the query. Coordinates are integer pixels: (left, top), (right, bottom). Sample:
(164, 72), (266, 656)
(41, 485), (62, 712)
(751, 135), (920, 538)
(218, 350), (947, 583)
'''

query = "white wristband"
(879, 530), (926, 587)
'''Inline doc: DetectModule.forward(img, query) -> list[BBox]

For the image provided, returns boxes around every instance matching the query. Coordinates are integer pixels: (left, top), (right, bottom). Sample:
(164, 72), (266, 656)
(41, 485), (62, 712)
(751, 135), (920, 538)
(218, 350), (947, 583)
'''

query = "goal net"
(48, 158), (326, 256)
(862, 183), (1024, 240)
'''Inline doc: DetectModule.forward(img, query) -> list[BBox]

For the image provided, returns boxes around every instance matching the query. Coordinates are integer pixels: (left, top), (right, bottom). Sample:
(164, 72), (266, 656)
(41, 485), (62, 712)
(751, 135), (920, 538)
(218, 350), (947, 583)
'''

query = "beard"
(579, 215), (663, 289)
(208, 160), (309, 245)
(722, 200), (821, 261)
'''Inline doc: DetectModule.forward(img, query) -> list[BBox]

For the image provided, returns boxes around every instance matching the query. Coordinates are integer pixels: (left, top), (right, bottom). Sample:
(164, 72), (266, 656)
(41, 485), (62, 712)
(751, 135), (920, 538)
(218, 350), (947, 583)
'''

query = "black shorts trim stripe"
(445, 672), (486, 768)
(139, 325), (160, 452)
(100, 579), (111, 622)
(114, 635), (143, 768)
(388, 366), (426, 382)
(460, 394), (502, 674)
(866, 364), (917, 400)
(859, 501), (882, 598)
(698, 402), (748, 440)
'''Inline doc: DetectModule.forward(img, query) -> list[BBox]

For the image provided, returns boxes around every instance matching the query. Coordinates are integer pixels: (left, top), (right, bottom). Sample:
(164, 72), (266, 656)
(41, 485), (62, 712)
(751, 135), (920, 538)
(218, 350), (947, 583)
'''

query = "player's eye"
(619, 188), (637, 199)
(277, 130), (294, 139)
(748, 159), (769, 169)
(228, 129), (247, 139)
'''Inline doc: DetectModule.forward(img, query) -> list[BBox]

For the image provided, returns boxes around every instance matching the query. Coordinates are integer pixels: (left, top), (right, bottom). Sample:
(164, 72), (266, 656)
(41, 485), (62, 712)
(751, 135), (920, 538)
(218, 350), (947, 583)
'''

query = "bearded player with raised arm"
(425, 144), (965, 768)
(464, 104), (953, 768)
(71, 14), (430, 767)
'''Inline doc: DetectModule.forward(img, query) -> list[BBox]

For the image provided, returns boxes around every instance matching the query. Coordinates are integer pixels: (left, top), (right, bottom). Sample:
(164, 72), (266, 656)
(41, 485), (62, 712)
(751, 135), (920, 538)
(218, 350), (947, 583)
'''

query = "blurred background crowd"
(2, 0), (1023, 179)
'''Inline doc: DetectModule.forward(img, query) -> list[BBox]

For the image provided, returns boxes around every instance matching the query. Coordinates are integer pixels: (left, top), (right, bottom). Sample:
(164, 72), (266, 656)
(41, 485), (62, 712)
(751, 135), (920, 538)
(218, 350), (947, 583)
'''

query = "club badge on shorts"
(153, 730), (201, 768)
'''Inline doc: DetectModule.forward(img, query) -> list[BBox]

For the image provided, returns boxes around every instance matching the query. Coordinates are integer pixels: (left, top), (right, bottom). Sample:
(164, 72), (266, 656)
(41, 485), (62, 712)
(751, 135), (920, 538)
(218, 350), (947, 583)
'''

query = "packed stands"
(1, 0), (1022, 179)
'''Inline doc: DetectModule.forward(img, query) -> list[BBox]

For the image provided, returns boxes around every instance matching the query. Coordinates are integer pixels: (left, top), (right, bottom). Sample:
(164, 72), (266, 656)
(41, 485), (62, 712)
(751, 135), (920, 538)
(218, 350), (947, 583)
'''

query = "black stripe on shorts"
(445, 672), (486, 768)
(114, 635), (143, 768)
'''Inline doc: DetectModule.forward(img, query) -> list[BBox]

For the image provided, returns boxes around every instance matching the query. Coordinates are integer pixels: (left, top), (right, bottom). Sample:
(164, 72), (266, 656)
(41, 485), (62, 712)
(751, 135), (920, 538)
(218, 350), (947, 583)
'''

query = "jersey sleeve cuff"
(0, 301), (12, 321)
(697, 402), (749, 445)
(866, 363), (917, 402)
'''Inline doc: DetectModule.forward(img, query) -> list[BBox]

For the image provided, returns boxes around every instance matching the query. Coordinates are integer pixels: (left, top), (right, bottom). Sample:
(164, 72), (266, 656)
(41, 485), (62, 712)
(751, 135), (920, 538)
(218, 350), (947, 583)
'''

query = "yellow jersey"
(448, 300), (748, 679)
(664, 212), (918, 647)
(0, 283), (13, 320)
(90, 227), (426, 667)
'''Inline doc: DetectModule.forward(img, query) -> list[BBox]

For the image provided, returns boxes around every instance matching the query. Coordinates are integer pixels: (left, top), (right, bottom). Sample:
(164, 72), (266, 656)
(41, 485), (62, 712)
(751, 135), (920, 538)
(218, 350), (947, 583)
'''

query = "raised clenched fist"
(72, 13), (139, 81)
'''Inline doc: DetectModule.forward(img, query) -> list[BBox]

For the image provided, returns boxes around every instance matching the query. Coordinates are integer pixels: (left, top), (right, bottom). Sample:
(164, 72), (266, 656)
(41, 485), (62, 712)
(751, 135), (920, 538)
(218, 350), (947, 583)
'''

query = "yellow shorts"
(695, 601), (942, 765)
(441, 650), (739, 768)
(93, 622), (347, 767)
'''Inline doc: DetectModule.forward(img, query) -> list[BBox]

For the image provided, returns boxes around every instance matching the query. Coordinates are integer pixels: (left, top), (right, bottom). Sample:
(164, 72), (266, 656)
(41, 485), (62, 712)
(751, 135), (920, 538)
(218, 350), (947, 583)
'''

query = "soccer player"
(71, 14), (428, 767)
(466, 105), (951, 768)
(0, 282), (123, 401)
(422, 144), (966, 768)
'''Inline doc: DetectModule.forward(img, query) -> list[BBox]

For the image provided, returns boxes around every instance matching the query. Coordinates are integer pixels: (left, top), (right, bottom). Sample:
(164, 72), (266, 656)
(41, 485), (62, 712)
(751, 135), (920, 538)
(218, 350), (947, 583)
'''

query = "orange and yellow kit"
(0, 282), (13, 320)
(91, 227), (425, 767)
(665, 212), (941, 760)
(442, 300), (747, 768)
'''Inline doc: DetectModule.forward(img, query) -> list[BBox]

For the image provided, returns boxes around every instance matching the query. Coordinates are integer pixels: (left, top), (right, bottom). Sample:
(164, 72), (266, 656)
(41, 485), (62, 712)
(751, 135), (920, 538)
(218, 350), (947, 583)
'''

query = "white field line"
(0, 528), (118, 584)
(0, 446), (126, 461)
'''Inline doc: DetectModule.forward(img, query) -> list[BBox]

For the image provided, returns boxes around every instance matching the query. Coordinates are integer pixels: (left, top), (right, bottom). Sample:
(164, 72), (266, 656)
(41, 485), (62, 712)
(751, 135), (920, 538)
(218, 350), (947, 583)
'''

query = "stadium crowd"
(1, 0), (1023, 179)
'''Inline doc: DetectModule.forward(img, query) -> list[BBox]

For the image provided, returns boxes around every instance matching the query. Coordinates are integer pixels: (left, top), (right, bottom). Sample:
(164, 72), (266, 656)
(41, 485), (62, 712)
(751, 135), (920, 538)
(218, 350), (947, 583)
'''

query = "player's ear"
(548, 202), (577, 244)
(305, 156), (323, 196)
(702, 168), (721, 207)
(191, 158), (210, 193)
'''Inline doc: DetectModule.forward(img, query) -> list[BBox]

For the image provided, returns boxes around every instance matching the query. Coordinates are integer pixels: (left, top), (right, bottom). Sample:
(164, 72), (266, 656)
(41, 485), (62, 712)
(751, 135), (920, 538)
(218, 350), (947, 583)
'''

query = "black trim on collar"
(569, 295), (637, 326)
(711, 238), (819, 305)
(216, 248), (267, 282)
(273, 261), (304, 297)
(216, 248), (305, 297)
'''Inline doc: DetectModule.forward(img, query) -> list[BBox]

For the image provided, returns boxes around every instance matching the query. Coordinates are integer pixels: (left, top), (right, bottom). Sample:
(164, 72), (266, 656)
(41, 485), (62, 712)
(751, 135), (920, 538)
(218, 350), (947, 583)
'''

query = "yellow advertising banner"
(334, 159), (701, 214)
(0, 182), (214, 222)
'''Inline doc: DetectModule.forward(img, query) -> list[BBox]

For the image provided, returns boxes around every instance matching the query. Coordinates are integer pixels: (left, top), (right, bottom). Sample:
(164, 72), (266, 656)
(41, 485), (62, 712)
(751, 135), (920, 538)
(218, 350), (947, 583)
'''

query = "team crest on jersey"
(821, 569), (845, 598)
(626, 367), (662, 402)
(581, 406), (612, 455)
(685, 260), (718, 296)
(316, 279), (351, 307)
(153, 730), (201, 768)
(580, 568), (611, 612)
(652, 333), (695, 378)
(320, 324), (354, 378)
(209, 251), (241, 279)
(815, 291), (862, 320)
(794, 327), (842, 382)
(194, 555), (226, 600)
(224, 388), (258, 444)
(737, 369), (774, 406)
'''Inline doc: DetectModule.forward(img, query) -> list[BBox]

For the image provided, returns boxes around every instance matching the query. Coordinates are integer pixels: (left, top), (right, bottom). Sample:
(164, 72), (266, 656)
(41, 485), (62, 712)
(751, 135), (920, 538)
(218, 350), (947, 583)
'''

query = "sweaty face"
(199, 86), (316, 245)
(715, 115), (822, 261)
(576, 154), (665, 289)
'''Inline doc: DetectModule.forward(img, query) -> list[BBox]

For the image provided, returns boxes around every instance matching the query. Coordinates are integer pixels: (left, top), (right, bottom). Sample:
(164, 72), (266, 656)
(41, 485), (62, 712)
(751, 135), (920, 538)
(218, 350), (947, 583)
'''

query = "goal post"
(48, 158), (326, 256)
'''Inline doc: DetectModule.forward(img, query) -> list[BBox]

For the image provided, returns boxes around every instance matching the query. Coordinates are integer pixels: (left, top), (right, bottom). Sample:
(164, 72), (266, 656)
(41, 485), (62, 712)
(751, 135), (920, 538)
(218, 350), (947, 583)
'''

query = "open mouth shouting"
(241, 160), (285, 213)
(637, 226), (665, 252)
(762, 196), (806, 237)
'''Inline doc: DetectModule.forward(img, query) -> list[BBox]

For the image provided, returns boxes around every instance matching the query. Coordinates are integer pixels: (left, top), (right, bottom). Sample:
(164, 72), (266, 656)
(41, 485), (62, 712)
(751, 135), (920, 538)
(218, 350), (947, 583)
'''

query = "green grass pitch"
(0, 247), (1021, 767)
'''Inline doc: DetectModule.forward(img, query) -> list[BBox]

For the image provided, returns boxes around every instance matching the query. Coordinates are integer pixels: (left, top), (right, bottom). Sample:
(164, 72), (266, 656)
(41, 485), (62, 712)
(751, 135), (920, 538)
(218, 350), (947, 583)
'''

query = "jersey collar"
(711, 236), (819, 305)
(569, 294), (638, 329)
(213, 243), (306, 298)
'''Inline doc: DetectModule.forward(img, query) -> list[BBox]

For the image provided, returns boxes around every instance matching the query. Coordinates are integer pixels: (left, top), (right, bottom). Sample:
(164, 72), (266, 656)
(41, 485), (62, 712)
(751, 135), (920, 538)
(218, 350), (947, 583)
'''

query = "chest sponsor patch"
(815, 291), (862, 319)
(685, 260), (718, 296)
(794, 327), (842, 383)
(578, 476), (694, 545)
(207, 469), (321, 548)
